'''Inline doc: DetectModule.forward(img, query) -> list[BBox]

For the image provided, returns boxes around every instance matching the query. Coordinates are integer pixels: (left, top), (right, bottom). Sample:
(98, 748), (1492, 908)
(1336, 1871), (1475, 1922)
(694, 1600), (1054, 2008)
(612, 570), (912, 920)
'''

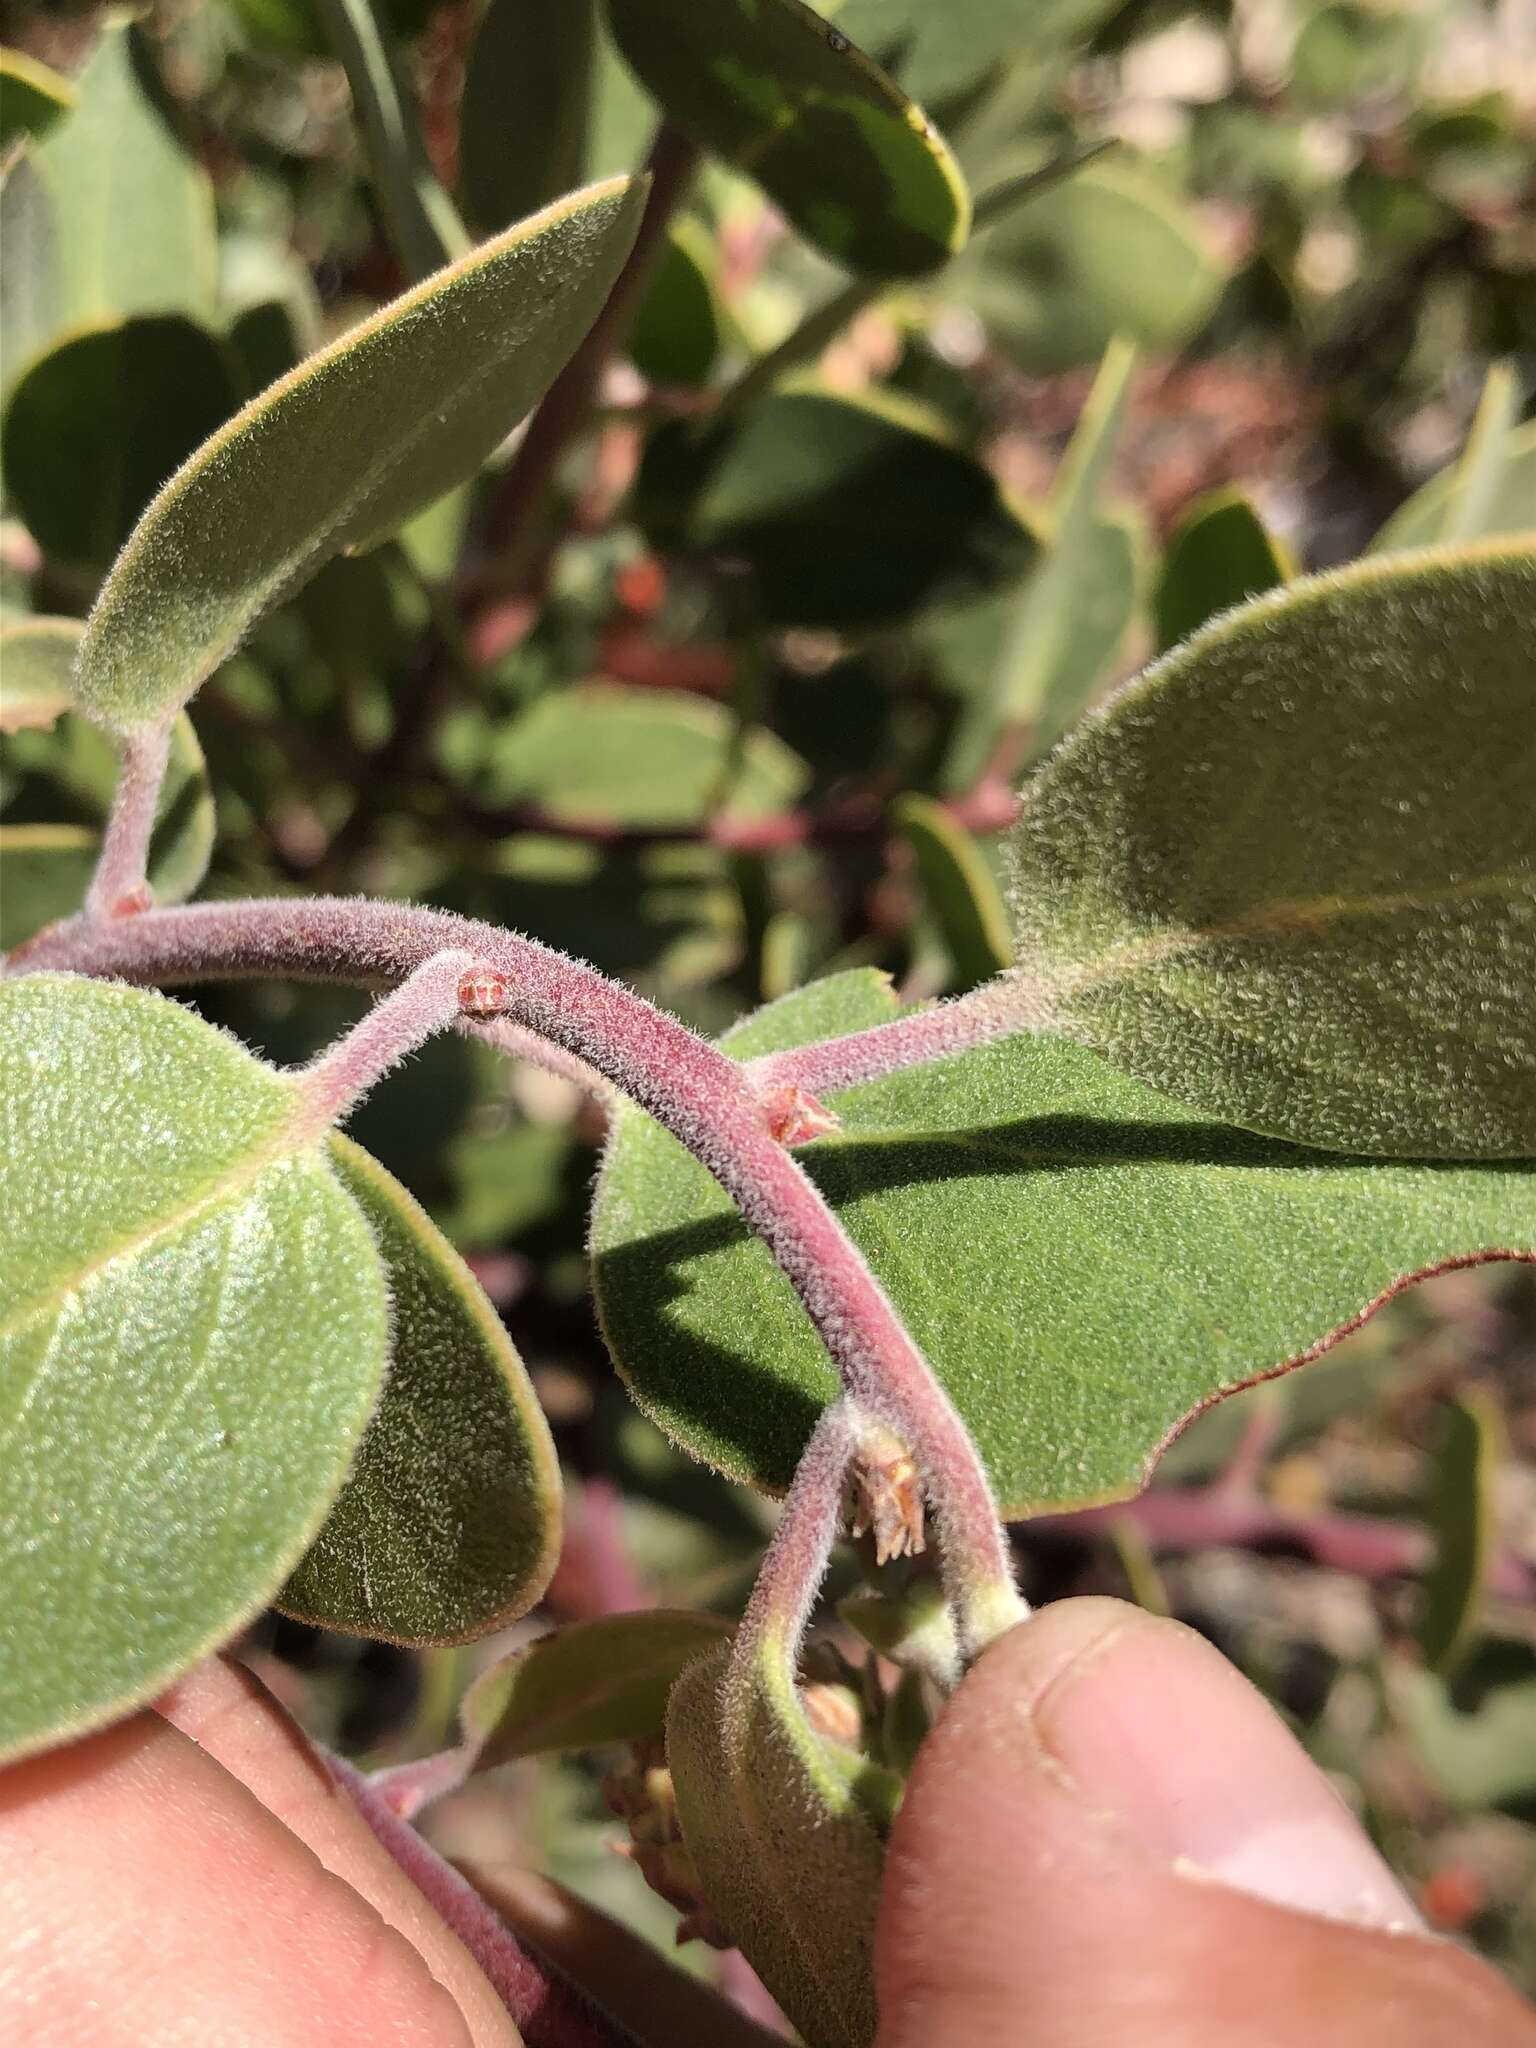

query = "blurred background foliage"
(2, 0), (1534, 2011)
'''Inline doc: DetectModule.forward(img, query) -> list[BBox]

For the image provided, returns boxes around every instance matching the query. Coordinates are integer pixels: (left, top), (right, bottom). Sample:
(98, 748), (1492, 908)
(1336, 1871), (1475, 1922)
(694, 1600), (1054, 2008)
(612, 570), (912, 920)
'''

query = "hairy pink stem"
(295, 947), (481, 1134)
(742, 972), (1058, 1101)
(84, 722), (172, 921)
(740, 1399), (860, 1659)
(10, 895), (1022, 1653)
(326, 1751), (642, 2046)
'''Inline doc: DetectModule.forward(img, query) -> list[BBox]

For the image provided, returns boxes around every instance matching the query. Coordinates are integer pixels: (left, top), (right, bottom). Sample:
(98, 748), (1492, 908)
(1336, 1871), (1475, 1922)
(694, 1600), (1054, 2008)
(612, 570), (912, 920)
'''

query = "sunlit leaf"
(462, 1609), (732, 1762)
(0, 975), (388, 1762)
(279, 1136), (561, 1645)
(592, 970), (1535, 1511)
(604, 0), (969, 276)
(74, 175), (647, 730)
(1009, 542), (1536, 1157)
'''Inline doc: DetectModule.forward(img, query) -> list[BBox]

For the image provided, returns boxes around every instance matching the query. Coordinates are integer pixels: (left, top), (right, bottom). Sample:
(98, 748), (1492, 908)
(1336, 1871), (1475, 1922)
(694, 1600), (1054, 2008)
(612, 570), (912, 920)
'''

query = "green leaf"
(830, 0), (1118, 103)
(462, 1609), (733, 1762)
(989, 338), (1138, 744)
(1154, 489), (1293, 652)
(3, 315), (240, 568)
(0, 615), (79, 731)
(73, 175), (647, 730)
(278, 1136), (560, 1644)
(0, 827), (98, 951)
(0, 48), (74, 148)
(1387, 1659), (1536, 1811)
(1415, 1389), (1503, 1675)
(0, 974), (389, 1762)
(1371, 379), (1536, 555)
(604, 0), (969, 277)
(460, 0), (598, 235)
(479, 685), (808, 829)
(967, 160), (1224, 373)
(1008, 542), (1536, 1158)
(591, 969), (1535, 1512)
(627, 219), (721, 388)
(315, 0), (468, 279)
(29, 19), (218, 334)
(667, 1636), (885, 2048)
(894, 794), (1010, 988)
(637, 385), (1035, 630)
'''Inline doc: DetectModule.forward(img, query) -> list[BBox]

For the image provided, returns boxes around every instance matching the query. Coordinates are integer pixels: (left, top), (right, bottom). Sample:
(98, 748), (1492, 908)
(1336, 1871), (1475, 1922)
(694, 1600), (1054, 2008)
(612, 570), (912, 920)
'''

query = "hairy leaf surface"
(592, 972), (1535, 1509)
(0, 976), (387, 1761)
(1009, 542), (1536, 1157)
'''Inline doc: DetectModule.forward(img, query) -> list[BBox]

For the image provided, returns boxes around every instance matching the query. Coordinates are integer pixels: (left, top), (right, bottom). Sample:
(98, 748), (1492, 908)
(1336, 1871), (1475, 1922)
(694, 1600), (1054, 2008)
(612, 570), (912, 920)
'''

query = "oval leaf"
(278, 1135), (561, 1645)
(591, 970), (1535, 1511)
(3, 315), (240, 568)
(667, 1637), (885, 2048)
(460, 0), (598, 234)
(462, 1609), (732, 1763)
(0, 974), (389, 1762)
(1009, 541), (1536, 1158)
(1154, 488), (1293, 653)
(0, 615), (79, 731)
(604, 0), (968, 276)
(637, 386), (1035, 630)
(74, 175), (647, 730)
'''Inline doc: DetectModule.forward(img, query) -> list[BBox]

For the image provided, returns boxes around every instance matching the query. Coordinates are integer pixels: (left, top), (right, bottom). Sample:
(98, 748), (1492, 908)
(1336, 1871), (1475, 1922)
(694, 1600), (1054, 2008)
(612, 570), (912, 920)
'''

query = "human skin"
(1, 1602), (1532, 2047)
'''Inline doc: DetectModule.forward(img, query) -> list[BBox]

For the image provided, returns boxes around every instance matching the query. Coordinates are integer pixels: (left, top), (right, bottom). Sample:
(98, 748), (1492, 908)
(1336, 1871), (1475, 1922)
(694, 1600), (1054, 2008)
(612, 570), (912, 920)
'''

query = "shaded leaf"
(2, 315), (240, 568)
(1416, 1390), (1503, 1674)
(1008, 542), (1536, 1158)
(279, 1135), (561, 1645)
(968, 160), (1224, 373)
(637, 385), (1035, 630)
(463, 1609), (732, 1763)
(604, 0), (969, 277)
(894, 794), (1010, 988)
(0, 975), (389, 1762)
(1154, 489), (1293, 653)
(0, 615), (78, 730)
(1386, 1659), (1536, 1811)
(0, 48), (74, 148)
(831, 0), (1119, 103)
(74, 175), (647, 730)
(460, 0), (598, 234)
(668, 1636), (886, 2048)
(479, 685), (808, 828)
(627, 219), (720, 388)
(591, 970), (1535, 1511)
(0, 826), (97, 951)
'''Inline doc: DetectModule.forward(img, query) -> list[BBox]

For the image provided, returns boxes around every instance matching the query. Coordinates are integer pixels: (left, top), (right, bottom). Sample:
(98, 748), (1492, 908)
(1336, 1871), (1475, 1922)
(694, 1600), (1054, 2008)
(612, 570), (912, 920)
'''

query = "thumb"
(874, 1597), (1535, 2048)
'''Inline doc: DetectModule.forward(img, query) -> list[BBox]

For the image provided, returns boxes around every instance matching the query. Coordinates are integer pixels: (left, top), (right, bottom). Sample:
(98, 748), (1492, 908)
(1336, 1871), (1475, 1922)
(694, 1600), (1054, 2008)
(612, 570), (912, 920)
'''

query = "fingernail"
(1022, 1600), (1422, 1931)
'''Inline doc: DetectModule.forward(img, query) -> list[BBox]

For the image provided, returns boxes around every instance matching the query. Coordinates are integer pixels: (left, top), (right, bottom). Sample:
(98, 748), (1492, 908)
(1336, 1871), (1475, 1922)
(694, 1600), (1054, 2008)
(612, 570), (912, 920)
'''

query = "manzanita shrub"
(2, 1), (1534, 2041)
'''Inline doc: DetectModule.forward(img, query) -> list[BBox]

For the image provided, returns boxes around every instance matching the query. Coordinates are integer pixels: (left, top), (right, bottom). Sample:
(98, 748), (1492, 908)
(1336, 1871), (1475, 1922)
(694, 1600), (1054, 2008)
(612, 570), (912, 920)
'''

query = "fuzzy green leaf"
(0, 975), (389, 1762)
(478, 685), (808, 829)
(278, 1136), (560, 1645)
(462, 1609), (732, 1762)
(668, 1636), (887, 2048)
(604, 0), (969, 276)
(73, 175), (647, 730)
(1009, 542), (1536, 1158)
(1154, 489), (1293, 652)
(591, 970), (1535, 1511)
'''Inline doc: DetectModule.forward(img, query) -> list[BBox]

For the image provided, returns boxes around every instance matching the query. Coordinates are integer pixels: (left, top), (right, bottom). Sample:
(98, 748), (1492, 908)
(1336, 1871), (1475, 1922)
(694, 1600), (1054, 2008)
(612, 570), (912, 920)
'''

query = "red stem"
(10, 894), (1021, 1654)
